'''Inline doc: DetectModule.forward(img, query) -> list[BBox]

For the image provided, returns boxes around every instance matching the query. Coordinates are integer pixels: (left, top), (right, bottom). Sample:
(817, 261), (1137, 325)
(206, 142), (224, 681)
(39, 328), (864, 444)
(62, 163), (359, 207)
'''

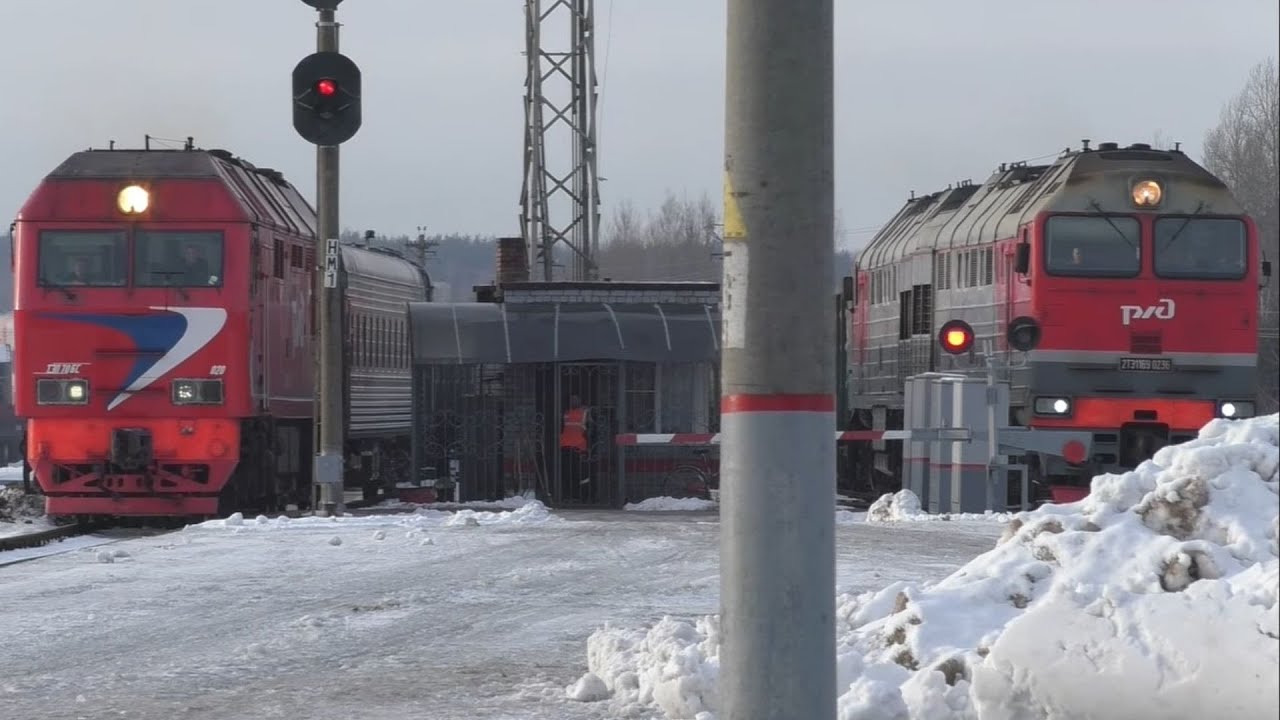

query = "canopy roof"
(407, 301), (721, 365)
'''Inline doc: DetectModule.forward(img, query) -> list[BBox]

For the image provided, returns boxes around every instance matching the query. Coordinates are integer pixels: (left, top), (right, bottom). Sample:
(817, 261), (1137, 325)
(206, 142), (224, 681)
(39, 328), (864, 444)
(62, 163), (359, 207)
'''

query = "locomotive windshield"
(1153, 217), (1247, 280)
(134, 231), (225, 287)
(1044, 215), (1141, 277)
(36, 231), (128, 287)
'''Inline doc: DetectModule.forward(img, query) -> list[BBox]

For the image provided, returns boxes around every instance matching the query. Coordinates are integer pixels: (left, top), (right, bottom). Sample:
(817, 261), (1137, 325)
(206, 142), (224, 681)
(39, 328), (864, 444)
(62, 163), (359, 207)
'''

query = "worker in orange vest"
(560, 395), (591, 499)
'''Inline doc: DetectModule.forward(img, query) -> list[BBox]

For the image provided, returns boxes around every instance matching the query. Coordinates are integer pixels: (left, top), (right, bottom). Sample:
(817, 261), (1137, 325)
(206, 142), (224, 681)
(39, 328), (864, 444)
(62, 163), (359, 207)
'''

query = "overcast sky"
(2, 0), (1277, 250)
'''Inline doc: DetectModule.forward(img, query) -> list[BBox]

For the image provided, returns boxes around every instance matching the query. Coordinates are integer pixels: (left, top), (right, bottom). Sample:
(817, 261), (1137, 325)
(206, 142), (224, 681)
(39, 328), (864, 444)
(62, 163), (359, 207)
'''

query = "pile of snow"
(625, 496), (717, 512)
(866, 488), (1013, 524)
(0, 462), (25, 487)
(569, 414), (1280, 719)
(0, 487), (43, 524)
(190, 498), (561, 533)
(382, 490), (539, 512)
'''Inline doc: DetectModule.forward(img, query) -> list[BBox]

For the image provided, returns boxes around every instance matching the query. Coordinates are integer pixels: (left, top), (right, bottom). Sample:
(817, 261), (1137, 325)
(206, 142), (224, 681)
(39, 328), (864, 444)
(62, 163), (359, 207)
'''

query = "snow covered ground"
(0, 460), (25, 487)
(574, 414), (1280, 719)
(0, 500), (1002, 720)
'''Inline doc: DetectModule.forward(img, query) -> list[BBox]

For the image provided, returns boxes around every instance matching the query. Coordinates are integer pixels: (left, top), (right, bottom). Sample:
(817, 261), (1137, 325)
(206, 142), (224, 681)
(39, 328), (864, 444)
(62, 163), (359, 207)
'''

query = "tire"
(663, 466), (709, 500)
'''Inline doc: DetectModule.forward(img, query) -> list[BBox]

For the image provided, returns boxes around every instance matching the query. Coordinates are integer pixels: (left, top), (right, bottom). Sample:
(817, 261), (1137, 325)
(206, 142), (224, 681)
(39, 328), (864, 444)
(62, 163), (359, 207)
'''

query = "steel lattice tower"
(520, 0), (600, 281)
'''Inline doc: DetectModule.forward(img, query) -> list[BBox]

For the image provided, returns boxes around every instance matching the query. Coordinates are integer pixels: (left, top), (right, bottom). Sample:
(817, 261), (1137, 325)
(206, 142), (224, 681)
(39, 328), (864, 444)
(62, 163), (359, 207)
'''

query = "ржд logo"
(1120, 298), (1176, 326)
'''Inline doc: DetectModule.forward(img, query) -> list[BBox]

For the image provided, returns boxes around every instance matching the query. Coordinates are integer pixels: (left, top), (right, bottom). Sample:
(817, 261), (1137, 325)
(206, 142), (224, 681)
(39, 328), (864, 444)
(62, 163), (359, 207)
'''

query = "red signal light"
(316, 79), (338, 97)
(938, 319), (974, 355)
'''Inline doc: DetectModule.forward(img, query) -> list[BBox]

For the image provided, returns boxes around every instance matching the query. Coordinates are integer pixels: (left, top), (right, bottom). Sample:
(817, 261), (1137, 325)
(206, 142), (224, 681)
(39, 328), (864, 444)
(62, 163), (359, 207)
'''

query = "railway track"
(0, 520), (111, 553)
(1, 492), (387, 558)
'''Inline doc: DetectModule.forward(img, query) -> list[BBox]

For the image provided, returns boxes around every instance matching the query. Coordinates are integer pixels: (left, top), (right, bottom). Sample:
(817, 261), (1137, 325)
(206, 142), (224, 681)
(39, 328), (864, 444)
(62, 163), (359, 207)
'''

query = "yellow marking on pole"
(723, 171), (747, 241)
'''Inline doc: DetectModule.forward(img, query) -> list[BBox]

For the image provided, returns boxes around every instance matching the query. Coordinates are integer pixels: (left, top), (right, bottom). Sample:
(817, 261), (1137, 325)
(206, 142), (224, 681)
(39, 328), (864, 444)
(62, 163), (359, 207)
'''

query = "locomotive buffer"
(293, 0), (362, 515)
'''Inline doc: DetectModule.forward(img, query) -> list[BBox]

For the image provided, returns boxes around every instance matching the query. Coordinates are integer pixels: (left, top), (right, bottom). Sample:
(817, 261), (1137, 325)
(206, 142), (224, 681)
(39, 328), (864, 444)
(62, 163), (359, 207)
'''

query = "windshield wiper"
(150, 271), (191, 301)
(39, 278), (76, 300)
(1159, 201), (1206, 252)
(1087, 199), (1137, 251)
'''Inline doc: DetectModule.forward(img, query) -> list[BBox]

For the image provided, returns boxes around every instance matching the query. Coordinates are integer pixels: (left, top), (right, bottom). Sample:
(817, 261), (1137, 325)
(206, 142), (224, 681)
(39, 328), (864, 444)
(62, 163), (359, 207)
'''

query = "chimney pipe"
(496, 236), (530, 284)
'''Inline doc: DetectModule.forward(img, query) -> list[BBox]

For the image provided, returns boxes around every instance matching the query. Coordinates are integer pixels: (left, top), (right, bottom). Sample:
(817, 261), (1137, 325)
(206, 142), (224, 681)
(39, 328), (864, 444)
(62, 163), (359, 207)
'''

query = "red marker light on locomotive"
(938, 319), (974, 355)
(316, 78), (338, 97)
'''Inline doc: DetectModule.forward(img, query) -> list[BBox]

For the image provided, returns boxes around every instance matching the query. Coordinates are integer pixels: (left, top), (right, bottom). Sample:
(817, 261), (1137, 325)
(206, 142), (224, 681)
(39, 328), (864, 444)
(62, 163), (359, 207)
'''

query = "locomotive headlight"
(36, 378), (90, 405)
(1131, 179), (1162, 208)
(1033, 396), (1072, 416)
(1218, 400), (1254, 419)
(117, 184), (150, 214)
(172, 379), (224, 405)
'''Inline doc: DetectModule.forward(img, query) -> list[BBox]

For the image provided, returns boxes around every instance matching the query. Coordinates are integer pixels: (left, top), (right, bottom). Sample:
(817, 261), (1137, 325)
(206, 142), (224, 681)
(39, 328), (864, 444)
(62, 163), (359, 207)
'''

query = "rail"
(0, 520), (110, 553)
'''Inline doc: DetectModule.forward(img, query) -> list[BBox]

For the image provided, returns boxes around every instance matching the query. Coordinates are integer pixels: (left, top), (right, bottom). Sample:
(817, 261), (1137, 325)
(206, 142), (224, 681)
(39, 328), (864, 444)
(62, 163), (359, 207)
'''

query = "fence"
(406, 300), (721, 507)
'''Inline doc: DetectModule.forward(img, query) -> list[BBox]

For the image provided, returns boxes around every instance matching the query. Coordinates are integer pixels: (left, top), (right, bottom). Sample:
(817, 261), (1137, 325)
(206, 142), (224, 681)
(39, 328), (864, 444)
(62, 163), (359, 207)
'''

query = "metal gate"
(411, 362), (625, 507)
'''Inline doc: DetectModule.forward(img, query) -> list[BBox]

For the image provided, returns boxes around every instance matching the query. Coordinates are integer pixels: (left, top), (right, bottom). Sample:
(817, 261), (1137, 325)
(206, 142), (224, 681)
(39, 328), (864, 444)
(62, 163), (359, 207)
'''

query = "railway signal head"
(1007, 316), (1042, 353)
(938, 319), (974, 355)
(292, 51), (362, 146)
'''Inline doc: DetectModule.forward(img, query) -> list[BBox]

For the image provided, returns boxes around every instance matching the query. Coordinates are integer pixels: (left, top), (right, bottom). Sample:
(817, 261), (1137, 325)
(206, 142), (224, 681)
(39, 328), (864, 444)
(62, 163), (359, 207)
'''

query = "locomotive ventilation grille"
(1129, 332), (1163, 355)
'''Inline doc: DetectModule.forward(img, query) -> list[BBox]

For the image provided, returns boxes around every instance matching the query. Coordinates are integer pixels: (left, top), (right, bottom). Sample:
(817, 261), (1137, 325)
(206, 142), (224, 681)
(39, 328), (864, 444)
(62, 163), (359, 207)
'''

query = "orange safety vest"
(560, 407), (589, 451)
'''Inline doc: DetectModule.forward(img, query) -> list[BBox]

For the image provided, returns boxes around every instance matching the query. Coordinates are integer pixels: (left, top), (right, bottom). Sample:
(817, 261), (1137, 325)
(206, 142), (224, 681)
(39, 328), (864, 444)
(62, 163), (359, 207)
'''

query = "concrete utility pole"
(719, 0), (836, 717)
(314, 7), (344, 516)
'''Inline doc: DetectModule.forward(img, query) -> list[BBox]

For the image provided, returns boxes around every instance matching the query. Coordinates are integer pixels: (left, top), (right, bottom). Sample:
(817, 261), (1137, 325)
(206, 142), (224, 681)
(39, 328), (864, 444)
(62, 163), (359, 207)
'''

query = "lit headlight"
(36, 378), (90, 405)
(1217, 400), (1254, 419)
(118, 184), (150, 214)
(1131, 179), (1162, 208)
(171, 379), (224, 405)
(1033, 396), (1072, 416)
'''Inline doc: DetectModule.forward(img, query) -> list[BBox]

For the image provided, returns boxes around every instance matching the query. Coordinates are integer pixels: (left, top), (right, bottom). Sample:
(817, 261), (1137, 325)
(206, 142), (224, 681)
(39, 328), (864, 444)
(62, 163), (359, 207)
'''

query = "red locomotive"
(10, 145), (431, 519)
(842, 141), (1268, 502)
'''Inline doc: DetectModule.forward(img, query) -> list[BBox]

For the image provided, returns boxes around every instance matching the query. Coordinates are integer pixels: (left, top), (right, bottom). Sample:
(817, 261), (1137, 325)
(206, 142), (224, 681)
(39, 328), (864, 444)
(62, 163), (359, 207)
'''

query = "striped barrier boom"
(614, 430), (914, 446)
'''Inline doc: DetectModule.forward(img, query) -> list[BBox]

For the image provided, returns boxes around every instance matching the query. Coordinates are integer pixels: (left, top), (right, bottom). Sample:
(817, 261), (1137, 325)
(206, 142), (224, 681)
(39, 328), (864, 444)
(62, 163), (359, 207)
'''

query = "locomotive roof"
(855, 142), (1242, 269)
(49, 149), (227, 179)
(45, 148), (318, 238)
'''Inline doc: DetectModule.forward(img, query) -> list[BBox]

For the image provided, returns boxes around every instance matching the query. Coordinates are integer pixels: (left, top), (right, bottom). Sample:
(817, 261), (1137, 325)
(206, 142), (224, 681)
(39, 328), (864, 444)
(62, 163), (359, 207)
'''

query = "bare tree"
(597, 191), (721, 281)
(1203, 57), (1279, 412)
(1204, 59), (1279, 238)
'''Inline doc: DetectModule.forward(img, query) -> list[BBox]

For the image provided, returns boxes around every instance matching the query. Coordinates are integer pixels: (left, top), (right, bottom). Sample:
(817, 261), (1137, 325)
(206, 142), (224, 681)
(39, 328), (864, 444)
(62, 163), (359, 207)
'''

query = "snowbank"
(866, 488), (1013, 524)
(1, 486), (43, 524)
(625, 496), (718, 512)
(381, 490), (539, 512)
(570, 414), (1280, 719)
(0, 462), (25, 486)
(189, 498), (562, 532)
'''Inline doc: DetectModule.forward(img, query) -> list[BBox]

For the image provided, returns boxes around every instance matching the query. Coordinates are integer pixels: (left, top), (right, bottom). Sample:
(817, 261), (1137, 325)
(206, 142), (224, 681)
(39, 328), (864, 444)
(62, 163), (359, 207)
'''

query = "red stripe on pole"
(721, 394), (835, 414)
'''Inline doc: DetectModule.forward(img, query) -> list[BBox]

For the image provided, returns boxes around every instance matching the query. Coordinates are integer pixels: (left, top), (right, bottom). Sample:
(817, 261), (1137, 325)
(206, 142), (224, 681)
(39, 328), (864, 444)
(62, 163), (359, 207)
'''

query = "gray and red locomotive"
(841, 141), (1265, 503)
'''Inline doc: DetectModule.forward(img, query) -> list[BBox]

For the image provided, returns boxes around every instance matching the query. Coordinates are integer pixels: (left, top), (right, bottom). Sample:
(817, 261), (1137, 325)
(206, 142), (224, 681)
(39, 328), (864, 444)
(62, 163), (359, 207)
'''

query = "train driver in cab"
(180, 243), (213, 285)
(62, 256), (94, 285)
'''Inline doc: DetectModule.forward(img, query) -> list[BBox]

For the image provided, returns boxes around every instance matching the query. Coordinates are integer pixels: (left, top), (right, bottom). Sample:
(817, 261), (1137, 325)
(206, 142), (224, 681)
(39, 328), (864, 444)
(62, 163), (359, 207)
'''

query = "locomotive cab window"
(1154, 217), (1246, 280)
(37, 231), (128, 287)
(1044, 215), (1140, 278)
(134, 231), (225, 287)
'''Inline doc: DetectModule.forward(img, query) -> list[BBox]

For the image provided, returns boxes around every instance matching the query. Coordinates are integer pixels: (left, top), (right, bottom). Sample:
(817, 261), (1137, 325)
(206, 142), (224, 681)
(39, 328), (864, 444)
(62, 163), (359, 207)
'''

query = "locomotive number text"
(1118, 357), (1173, 372)
(210, 365), (227, 376)
(44, 362), (86, 375)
